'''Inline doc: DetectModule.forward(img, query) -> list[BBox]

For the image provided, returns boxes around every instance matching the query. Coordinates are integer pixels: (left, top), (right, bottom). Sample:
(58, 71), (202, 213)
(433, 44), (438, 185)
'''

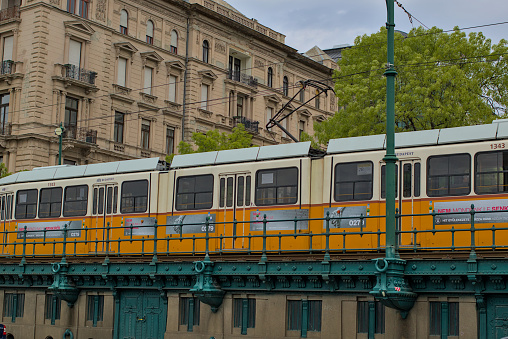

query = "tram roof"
(170, 142), (312, 168)
(326, 121), (508, 154)
(0, 157), (165, 185)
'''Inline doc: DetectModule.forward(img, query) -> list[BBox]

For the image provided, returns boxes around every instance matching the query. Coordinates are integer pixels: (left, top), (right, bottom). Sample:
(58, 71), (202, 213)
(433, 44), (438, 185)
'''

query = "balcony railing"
(63, 64), (97, 85)
(233, 116), (259, 134)
(227, 70), (258, 88)
(0, 123), (11, 136)
(63, 126), (97, 144)
(0, 6), (20, 22)
(0, 60), (13, 75)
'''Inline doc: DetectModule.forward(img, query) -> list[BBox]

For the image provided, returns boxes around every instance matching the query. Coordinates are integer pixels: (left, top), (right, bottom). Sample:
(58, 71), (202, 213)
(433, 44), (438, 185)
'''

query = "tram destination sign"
(434, 199), (508, 225)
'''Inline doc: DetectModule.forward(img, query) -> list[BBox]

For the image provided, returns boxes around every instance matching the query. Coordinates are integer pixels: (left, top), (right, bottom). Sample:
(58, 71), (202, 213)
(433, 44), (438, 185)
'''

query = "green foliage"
(314, 27), (508, 144)
(0, 163), (10, 178)
(165, 124), (254, 164)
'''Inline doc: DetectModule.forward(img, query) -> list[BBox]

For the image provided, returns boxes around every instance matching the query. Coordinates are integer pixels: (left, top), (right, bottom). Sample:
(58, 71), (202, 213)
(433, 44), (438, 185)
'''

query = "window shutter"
(2, 36), (13, 61)
(68, 39), (82, 67)
(117, 57), (127, 86)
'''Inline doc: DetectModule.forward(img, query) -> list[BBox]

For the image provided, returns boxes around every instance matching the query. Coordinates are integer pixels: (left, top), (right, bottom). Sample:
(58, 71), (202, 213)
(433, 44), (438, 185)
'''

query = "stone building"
(0, 0), (336, 172)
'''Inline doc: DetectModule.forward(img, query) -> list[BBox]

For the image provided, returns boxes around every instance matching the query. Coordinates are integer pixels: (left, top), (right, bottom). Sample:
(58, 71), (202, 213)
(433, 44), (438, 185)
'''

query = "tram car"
(1, 121), (508, 257)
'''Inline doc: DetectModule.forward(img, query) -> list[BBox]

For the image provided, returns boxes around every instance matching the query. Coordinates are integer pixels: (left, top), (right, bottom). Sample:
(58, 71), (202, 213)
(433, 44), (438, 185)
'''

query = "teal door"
(119, 291), (166, 339)
(487, 296), (508, 339)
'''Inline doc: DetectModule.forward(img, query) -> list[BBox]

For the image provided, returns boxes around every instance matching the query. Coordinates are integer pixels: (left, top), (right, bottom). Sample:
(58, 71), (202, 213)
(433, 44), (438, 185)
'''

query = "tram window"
(237, 176), (244, 207)
(113, 186), (118, 213)
(245, 175), (251, 206)
(226, 177), (233, 207)
(403, 164), (411, 198)
(475, 150), (508, 194)
(15, 189), (38, 219)
(0, 196), (5, 220)
(63, 185), (88, 217)
(7, 195), (12, 219)
(380, 164), (398, 199)
(219, 178), (225, 208)
(427, 153), (470, 197)
(175, 174), (213, 210)
(39, 187), (63, 218)
(414, 163), (421, 197)
(92, 188), (98, 215)
(335, 162), (373, 201)
(98, 187), (105, 214)
(121, 180), (149, 213)
(106, 187), (113, 214)
(255, 167), (298, 206)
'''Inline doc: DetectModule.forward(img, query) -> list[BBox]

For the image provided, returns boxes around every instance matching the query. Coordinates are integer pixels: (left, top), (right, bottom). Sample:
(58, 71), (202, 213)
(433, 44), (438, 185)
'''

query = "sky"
(225, 0), (508, 53)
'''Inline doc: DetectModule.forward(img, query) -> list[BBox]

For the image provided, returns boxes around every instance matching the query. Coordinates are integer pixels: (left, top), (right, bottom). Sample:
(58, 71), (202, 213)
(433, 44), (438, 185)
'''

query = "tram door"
(398, 159), (421, 247)
(91, 183), (118, 252)
(219, 173), (251, 250)
(0, 193), (13, 255)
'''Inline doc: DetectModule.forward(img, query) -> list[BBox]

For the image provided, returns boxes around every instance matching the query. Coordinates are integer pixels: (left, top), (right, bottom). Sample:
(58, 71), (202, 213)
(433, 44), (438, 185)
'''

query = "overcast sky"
(225, 0), (508, 53)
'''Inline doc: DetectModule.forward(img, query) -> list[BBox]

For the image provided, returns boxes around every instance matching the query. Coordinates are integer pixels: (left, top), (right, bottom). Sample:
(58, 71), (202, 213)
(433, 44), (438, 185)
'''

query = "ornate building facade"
(0, 0), (335, 172)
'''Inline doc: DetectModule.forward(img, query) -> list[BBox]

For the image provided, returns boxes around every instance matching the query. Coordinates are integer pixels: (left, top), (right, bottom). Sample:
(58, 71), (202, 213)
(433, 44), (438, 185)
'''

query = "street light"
(55, 123), (65, 165)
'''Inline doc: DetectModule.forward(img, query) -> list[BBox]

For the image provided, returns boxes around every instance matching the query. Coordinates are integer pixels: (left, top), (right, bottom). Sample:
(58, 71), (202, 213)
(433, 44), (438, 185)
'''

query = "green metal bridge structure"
(1, 208), (508, 338)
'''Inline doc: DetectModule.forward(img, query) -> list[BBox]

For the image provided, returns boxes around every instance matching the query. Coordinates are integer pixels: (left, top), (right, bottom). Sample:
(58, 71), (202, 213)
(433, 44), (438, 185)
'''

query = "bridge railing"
(1, 205), (507, 260)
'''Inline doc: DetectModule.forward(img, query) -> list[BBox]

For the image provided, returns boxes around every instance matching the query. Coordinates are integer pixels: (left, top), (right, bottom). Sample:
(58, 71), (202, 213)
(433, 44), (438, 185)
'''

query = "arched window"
(120, 10), (128, 34)
(170, 30), (178, 54)
(283, 76), (289, 96)
(202, 40), (209, 63)
(267, 67), (273, 88)
(146, 20), (154, 44)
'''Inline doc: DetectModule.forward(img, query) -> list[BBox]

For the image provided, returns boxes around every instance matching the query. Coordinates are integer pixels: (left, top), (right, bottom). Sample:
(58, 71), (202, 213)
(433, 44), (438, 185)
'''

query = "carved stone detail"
(95, 0), (107, 22)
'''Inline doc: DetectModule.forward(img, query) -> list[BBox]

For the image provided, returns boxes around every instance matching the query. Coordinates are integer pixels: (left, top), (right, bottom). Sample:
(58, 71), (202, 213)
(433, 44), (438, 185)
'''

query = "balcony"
(227, 70), (257, 88)
(63, 64), (97, 85)
(0, 60), (13, 75)
(0, 123), (11, 136)
(63, 126), (97, 144)
(233, 116), (259, 134)
(0, 6), (20, 22)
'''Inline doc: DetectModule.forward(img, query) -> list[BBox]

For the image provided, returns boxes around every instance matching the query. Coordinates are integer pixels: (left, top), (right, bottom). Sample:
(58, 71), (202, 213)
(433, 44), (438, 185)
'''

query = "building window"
(229, 56), (241, 81)
(146, 20), (154, 44)
(283, 76), (289, 96)
(475, 150), (508, 194)
(430, 302), (459, 336)
(114, 112), (124, 143)
(64, 97), (79, 139)
(267, 67), (273, 87)
(202, 40), (209, 63)
(168, 75), (177, 102)
(120, 180), (148, 213)
(335, 161), (373, 202)
(143, 67), (153, 95)
(180, 297), (200, 330)
(287, 300), (322, 334)
(68, 39), (82, 67)
(44, 294), (61, 324)
(427, 153), (470, 197)
(266, 107), (273, 129)
(86, 295), (104, 327)
(141, 119), (150, 149)
(315, 95), (320, 109)
(0, 93), (9, 135)
(236, 95), (244, 117)
(170, 30), (178, 54)
(2, 35), (13, 62)
(357, 301), (385, 334)
(233, 298), (256, 334)
(255, 167), (298, 206)
(120, 9), (128, 34)
(117, 57), (127, 87)
(67, 0), (89, 18)
(299, 120), (305, 140)
(39, 187), (62, 218)
(200, 84), (209, 110)
(166, 127), (175, 154)
(300, 87), (305, 102)
(3, 293), (24, 320)
(15, 189), (38, 219)
(176, 174), (214, 211)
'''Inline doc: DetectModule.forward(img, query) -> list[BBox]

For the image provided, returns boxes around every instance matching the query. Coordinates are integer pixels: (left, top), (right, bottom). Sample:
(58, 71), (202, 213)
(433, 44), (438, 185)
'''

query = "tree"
(165, 124), (254, 163)
(314, 27), (508, 144)
(0, 163), (10, 178)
